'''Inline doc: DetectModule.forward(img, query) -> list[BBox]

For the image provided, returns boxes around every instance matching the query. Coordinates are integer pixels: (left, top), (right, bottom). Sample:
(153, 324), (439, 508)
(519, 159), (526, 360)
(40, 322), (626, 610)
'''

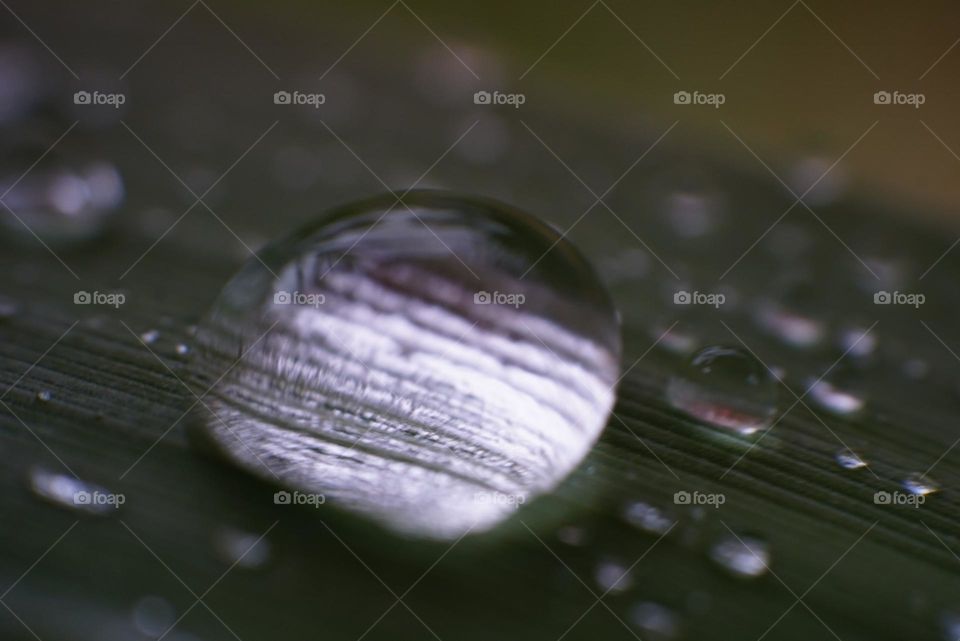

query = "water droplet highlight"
(630, 602), (681, 641)
(807, 378), (865, 417)
(666, 346), (778, 436)
(709, 532), (771, 579)
(29, 467), (122, 515)
(623, 500), (674, 535)
(835, 448), (867, 470)
(594, 559), (633, 594)
(192, 191), (622, 540)
(903, 473), (939, 497)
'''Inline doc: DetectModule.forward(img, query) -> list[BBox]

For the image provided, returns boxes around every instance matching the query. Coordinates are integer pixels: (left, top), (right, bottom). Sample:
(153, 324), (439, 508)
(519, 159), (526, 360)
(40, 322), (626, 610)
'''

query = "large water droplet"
(666, 346), (778, 436)
(192, 191), (622, 540)
(709, 532), (771, 579)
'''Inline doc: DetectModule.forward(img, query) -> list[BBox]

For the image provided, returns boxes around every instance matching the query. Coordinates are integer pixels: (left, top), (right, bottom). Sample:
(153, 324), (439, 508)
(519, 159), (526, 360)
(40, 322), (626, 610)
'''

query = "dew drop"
(192, 191), (622, 540)
(835, 448), (867, 470)
(623, 501), (674, 536)
(131, 596), (175, 637)
(594, 558), (633, 594)
(0, 158), (124, 246)
(140, 329), (160, 344)
(903, 473), (939, 497)
(666, 346), (778, 436)
(0, 295), (19, 320)
(709, 532), (770, 579)
(29, 467), (122, 516)
(214, 528), (272, 569)
(807, 378), (865, 416)
(556, 525), (587, 547)
(630, 602), (681, 641)
(175, 343), (190, 356)
(35, 390), (52, 402)
(754, 301), (824, 349)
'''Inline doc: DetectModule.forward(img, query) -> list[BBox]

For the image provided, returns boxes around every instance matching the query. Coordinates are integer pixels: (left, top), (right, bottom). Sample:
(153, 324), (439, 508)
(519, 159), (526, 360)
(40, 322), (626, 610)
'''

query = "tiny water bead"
(630, 602), (681, 641)
(29, 468), (121, 516)
(903, 473), (940, 497)
(192, 191), (622, 540)
(623, 500), (674, 536)
(666, 346), (778, 436)
(807, 378), (865, 417)
(0, 154), (124, 246)
(835, 448), (868, 470)
(709, 532), (771, 579)
(594, 559), (634, 594)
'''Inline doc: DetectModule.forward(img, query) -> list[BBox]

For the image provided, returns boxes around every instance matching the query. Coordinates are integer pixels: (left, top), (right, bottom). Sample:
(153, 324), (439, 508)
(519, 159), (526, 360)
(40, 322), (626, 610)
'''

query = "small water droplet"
(141, 329), (160, 344)
(838, 326), (876, 359)
(940, 611), (960, 641)
(594, 559), (633, 594)
(630, 602), (681, 641)
(807, 378), (865, 416)
(29, 467), (122, 515)
(664, 191), (717, 239)
(131, 596), (175, 637)
(709, 532), (770, 579)
(192, 191), (622, 540)
(556, 525), (587, 546)
(175, 343), (190, 356)
(835, 448), (867, 470)
(0, 296), (19, 320)
(0, 159), (124, 246)
(903, 473), (939, 497)
(667, 346), (778, 436)
(623, 501), (674, 535)
(754, 301), (824, 349)
(36, 390), (52, 402)
(214, 528), (272, 569)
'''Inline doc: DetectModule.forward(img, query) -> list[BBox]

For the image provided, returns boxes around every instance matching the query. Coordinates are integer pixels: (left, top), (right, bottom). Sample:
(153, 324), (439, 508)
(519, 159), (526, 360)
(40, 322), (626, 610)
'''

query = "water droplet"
(131, 596), (175, 637)
(838, 326), (876, 359)
(175, 343), (190, 356)
(623, 501), (674, 535)
(941, 611), (960, 641)
(664, 191), (718, 239)
(630, 602), (681, 641)
(667, 346), (778, 436)
(141, 329), (160, 344)
(29, 467), (122, 515)
(903, 473), (939, 497)
(0, 296), (19, 320)
(36, 390), (52, 402)
(214, 528), (272, 569)
(0, 159), (124, 246)
(594, 559), (633, 594)
(556, 525), (587, 546)
(807, 378), (865, 416)
(754, 301), (824, 349)
(192, 191), (622, 540)
(835, 448), (867, 470)
(709, 532), (770, 579)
